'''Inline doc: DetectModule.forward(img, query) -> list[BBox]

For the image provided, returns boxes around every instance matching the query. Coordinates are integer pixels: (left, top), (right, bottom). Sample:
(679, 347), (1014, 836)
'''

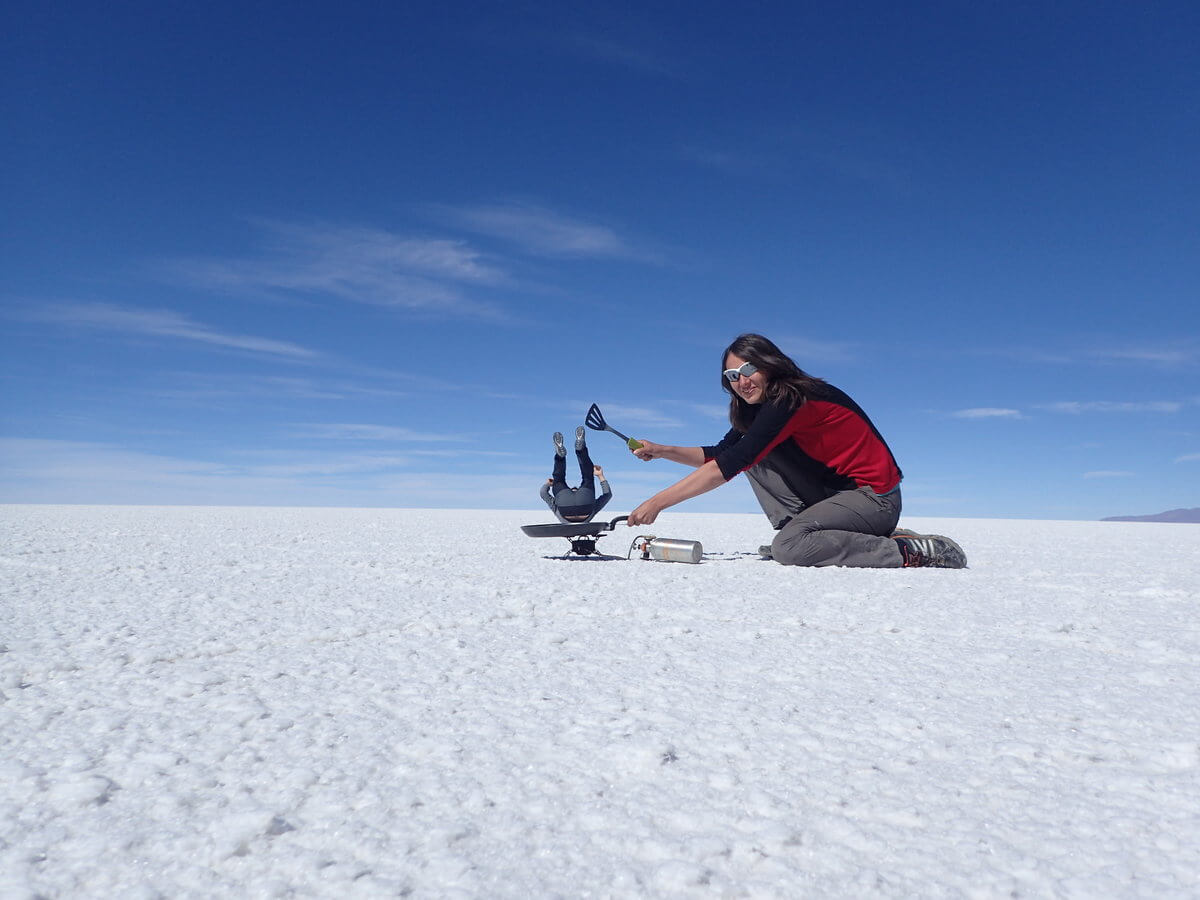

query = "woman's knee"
(771, 529), (826, 566)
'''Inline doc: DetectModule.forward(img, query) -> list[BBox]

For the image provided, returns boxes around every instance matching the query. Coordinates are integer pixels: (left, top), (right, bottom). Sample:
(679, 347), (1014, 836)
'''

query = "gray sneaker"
(552, 432), (566, 458)
(575, 425), (586, 451)
(894, 533), (967, 569)
(758, 544), (774, 559)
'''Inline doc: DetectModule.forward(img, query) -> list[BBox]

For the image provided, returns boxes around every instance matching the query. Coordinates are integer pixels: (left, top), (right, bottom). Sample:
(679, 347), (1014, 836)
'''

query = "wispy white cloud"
(153, 373), (412, 404)
(521, 13), (684, 79)
(1040, 400), (1184, 414)
(438, 202), (654, 261)
(247, 456), (413, 477)
(597, 404), (686, 430)
(976, 340), (1198, 370)
(1091, 345), (1196, 366)
(677, 145), (760, 173)
(0, 437), (743, 509)
(0, 438), (418, 504)
(681, 121), (919, 196)
(158, 211), (660, 320)
(167, 221), (509, 319)
(265, 221), (504, 282)
(691, 403), (730, 421)
(561, 32), (681, 77)
(1083, 470), (1136, 479)
(292, 423), (473, 442)
(408, 449), (519, 458)
(951, 407), (1023, 419)
(677, 144), (780, 177)
(28, 303), (318, 359)
(0, 437), (420, 482)
(776, 335), (861, 366)
(1175, 452), (1200, 463)
(0, 438), (203, 477)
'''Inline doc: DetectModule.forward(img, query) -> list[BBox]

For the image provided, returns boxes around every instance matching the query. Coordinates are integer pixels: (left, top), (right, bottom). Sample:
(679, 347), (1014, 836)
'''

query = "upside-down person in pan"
(541, 426), (612, 524)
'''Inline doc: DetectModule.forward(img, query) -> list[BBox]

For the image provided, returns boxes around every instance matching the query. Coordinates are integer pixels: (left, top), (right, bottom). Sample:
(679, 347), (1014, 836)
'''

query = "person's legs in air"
(551, 432), (569, 492)
(574, 426), (595, 491)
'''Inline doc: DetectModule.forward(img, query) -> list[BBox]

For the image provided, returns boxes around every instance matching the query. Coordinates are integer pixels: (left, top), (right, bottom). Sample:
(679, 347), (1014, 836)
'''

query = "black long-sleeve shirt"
(702, 383), (902, 508)
(540, 478), (612, 523)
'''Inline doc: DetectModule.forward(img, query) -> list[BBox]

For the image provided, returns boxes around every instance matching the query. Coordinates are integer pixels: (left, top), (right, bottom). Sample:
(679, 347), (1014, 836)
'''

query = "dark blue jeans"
(552, 446), (596, 519)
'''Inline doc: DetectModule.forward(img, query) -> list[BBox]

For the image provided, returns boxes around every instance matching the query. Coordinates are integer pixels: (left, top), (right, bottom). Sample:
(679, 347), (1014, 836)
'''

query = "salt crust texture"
(2, 505), (1199, 898)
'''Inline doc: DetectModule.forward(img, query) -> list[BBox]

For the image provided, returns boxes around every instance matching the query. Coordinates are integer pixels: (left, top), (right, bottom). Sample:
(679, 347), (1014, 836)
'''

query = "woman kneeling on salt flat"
(625, 333), (966, 569)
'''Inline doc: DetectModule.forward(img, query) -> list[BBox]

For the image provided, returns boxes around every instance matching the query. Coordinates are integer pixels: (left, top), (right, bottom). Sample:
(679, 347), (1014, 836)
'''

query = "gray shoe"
(891, 527), (919, 538)
(895, 533), (967, 569)
(758, 544), (773, 559)
(553, 432), (566, 458)
(575, 425), (586, 451)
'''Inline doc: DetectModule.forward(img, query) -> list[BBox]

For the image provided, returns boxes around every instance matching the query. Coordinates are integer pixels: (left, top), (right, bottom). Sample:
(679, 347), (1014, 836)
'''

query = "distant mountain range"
(1102, 507), (1200, 523)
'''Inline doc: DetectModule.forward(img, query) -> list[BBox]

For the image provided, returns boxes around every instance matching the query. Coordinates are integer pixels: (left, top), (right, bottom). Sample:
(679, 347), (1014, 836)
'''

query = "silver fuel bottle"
(631, 536), (703, 564)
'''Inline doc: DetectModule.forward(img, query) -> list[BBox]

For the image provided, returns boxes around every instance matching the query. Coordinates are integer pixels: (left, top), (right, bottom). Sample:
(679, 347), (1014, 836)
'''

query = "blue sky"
(2, 0), (1197, 520)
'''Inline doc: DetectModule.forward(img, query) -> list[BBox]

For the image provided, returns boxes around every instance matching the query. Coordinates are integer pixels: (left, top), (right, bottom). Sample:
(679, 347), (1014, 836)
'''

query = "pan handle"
(604, 515), (629, 530)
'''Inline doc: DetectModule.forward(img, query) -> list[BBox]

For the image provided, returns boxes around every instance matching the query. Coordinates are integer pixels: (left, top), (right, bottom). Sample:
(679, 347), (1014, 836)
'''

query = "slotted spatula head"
(585, 404), (642, 450)
(585, 403), (607, 431)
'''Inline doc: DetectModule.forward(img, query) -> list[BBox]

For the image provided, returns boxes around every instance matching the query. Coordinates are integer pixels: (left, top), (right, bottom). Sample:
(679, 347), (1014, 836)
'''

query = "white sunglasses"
(723, 362), (758, 382)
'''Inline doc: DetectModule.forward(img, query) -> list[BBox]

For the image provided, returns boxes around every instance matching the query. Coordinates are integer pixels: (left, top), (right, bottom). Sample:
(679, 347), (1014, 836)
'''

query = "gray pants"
(747, 461), (905, 568)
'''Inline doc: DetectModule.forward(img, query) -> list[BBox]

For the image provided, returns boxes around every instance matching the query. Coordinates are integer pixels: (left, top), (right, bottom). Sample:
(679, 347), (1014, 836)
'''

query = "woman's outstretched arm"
(630, 440), (707, 467)
(627, 459), (727, 526)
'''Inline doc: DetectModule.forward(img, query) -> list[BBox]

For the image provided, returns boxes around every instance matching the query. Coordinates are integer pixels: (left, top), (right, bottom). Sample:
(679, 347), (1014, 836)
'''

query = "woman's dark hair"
(721, 333), (825, 431)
